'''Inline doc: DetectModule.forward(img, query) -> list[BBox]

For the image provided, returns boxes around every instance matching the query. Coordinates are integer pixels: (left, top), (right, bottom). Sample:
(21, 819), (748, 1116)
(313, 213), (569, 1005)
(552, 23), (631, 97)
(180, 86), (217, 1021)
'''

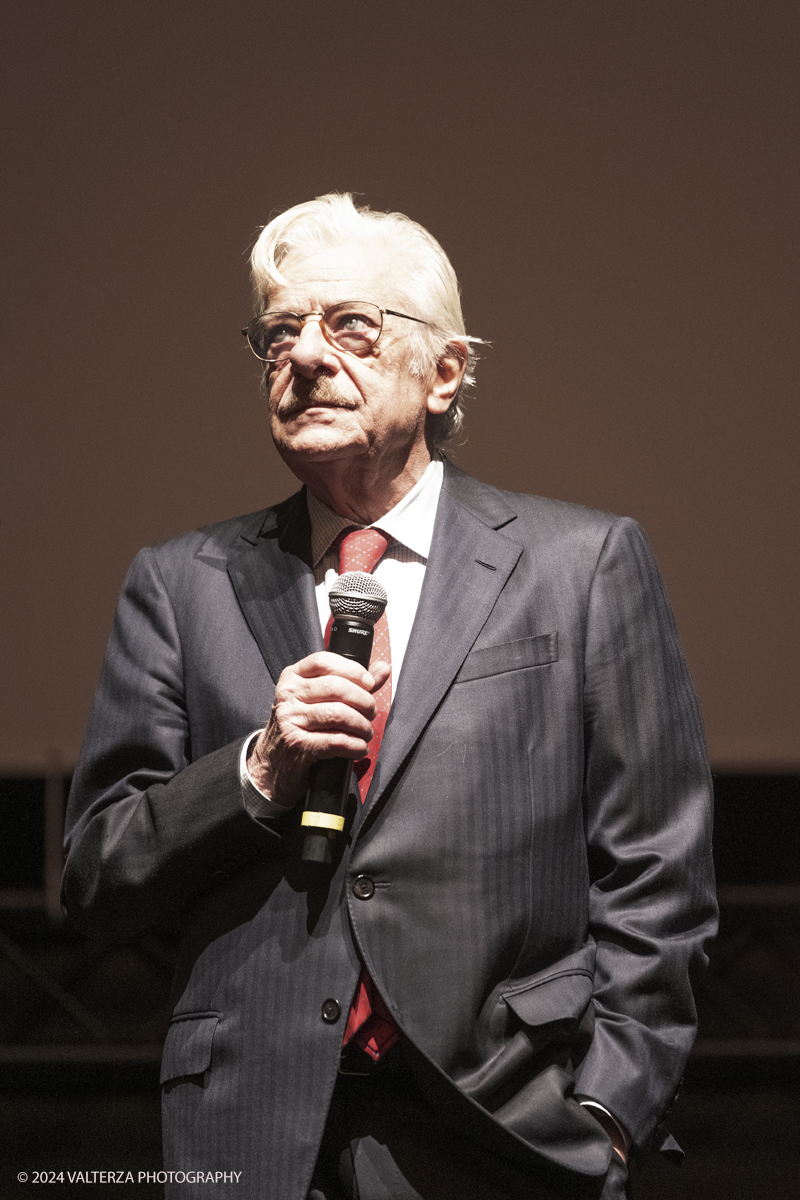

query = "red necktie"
(327, 528), (399, 1062)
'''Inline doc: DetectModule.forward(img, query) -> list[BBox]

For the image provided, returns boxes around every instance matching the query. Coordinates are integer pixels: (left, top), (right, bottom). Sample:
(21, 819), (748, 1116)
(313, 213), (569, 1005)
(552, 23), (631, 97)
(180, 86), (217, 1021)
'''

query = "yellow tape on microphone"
(301, 812), (345, 832)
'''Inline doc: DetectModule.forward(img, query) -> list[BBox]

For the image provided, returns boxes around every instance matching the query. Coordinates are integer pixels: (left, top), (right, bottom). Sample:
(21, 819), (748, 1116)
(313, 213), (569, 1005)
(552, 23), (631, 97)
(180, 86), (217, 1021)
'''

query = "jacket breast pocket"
(160, 1012), (221, 1086)
(455, 633), (558, 684)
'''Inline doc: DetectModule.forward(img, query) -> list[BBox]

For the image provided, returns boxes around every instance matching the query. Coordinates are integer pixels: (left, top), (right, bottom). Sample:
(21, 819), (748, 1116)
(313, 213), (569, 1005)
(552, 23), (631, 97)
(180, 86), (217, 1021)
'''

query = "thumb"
(369, 659), (391, 692)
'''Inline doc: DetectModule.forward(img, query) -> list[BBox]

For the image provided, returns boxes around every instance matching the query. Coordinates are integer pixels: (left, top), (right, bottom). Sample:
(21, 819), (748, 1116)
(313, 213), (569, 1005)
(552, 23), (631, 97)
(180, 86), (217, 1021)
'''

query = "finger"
(287, 675), (379, 718)
(292, 652), (375, 687)
(286, 719), (374, 762)
(296, 701), (376, 742)
(313, 733), (374, 761)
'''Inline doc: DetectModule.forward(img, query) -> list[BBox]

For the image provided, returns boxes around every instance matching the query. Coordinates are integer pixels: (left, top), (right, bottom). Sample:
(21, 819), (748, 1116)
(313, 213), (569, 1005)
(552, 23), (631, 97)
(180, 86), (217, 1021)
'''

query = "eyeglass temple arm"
(383, 309), (429, 325)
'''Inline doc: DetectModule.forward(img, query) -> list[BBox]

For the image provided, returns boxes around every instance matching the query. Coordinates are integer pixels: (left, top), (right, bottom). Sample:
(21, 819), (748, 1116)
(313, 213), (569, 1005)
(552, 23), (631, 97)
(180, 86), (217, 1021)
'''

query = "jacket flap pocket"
(455, 633), (558, 684)
(160, 1013), (220, 1084)
(502, 942), (595, 1027)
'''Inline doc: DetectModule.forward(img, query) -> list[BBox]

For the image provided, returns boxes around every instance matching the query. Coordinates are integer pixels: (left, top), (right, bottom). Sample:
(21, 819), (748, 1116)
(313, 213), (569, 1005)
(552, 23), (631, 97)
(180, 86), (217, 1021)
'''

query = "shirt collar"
(307, 458), (444, 567)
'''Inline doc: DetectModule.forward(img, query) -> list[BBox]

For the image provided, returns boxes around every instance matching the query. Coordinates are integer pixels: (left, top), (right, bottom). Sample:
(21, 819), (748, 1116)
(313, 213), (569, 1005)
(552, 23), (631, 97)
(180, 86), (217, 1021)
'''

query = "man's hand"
(247, 652), (391, 809)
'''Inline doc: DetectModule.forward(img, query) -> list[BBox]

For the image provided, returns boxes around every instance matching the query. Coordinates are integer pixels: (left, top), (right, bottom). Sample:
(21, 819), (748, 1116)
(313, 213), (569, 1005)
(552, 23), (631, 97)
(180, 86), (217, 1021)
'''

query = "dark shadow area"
(3, 1065), (798, 1200)
(3, 1065), (163, 1200)
(1, 775), (799, 1197)
(631, 1059), (800, 1198)
(1, 778), (46, 889)
(713, 774), (800, 885)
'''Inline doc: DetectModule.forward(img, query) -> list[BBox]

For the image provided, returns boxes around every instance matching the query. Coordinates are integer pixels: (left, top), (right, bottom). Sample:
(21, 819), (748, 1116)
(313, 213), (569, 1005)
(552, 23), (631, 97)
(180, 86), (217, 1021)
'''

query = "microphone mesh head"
(329, 571), (388, 624)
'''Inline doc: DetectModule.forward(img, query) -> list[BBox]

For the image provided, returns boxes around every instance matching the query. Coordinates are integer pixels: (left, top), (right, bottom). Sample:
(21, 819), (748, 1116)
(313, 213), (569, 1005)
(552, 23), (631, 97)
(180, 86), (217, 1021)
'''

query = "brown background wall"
(2, 0), (798, 772)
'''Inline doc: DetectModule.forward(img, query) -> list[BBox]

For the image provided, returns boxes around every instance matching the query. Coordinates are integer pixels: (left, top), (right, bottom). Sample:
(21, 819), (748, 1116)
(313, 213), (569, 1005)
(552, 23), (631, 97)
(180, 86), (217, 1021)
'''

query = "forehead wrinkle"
(268, 280), (379, 315)
(268, 246), (403, 315)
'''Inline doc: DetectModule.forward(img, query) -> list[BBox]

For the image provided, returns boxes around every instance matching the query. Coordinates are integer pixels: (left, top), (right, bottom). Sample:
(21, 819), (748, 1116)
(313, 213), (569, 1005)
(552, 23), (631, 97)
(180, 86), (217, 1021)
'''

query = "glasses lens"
(246, 303), (384, 361)
(248, 313), (302, 361)
(323, 303), (382, 355)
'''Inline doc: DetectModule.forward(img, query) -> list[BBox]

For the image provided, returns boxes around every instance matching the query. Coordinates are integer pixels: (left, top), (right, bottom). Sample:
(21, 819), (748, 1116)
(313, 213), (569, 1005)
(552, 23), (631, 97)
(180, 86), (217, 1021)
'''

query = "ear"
(426, 340), (469, 415)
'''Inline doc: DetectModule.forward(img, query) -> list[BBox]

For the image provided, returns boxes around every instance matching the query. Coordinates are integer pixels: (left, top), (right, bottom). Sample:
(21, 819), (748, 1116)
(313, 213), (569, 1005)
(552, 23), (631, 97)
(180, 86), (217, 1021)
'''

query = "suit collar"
(439, 456), (519, 531)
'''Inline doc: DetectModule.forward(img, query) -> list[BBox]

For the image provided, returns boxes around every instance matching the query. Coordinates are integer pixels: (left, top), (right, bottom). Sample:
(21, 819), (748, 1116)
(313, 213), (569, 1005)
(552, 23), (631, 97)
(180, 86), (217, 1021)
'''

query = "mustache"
(277, 375), (357, 419)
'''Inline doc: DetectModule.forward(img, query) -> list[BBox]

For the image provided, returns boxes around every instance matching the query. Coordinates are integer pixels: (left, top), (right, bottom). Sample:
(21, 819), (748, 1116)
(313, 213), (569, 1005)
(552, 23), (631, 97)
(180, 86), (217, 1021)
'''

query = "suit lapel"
(227, 489), (324, 684)
(359, 465), (522, 822)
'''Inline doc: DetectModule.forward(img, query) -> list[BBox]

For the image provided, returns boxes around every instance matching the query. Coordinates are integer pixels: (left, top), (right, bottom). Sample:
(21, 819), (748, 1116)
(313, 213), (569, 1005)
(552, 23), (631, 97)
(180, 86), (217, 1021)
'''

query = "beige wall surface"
(2, 2), (798, 771)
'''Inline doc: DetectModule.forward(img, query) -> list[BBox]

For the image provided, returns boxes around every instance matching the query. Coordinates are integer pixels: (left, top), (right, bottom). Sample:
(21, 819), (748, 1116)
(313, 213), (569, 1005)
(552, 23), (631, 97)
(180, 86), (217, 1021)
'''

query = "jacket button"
(352, 875), (375, 900)
(321, 998), (341, 1024)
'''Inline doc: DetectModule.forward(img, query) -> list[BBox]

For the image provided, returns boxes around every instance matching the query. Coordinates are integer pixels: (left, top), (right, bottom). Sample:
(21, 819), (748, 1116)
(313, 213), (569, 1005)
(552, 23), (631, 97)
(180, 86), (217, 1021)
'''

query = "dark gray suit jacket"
(63, 462), (717, 1200)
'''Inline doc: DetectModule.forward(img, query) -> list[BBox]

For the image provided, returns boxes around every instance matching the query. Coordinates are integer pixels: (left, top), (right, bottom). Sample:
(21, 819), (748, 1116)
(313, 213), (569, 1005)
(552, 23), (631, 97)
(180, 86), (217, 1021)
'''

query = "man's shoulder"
(442, 460), (623, 542)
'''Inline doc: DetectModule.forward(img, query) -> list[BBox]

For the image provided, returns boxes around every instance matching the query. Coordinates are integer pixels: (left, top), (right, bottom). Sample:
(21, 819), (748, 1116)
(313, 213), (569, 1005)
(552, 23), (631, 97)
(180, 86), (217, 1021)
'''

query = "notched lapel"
(360, 471), (523, 822)
(227, 489), (323, 684)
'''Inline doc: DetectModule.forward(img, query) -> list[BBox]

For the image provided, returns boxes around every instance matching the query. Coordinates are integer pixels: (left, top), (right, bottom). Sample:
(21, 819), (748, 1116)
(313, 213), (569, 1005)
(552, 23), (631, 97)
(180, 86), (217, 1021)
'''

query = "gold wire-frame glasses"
(242, 300), (429, 363)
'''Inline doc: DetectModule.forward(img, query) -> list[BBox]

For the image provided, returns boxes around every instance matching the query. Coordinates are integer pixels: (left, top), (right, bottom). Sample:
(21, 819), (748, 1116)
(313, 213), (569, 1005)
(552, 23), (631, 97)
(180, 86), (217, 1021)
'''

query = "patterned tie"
(328, 527), (399, 1061)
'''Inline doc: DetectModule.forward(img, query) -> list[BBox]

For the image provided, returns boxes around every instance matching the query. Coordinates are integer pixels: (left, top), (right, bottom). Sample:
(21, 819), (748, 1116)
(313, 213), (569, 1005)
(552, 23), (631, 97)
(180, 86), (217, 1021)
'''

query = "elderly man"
(63, 194), (717, 1200)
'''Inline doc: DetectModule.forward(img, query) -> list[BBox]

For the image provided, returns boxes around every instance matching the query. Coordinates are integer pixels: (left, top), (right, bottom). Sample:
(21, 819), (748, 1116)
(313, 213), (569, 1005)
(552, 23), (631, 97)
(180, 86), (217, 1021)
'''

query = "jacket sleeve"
(572, 517), (718, 1153)
(62, 547), (285, 943)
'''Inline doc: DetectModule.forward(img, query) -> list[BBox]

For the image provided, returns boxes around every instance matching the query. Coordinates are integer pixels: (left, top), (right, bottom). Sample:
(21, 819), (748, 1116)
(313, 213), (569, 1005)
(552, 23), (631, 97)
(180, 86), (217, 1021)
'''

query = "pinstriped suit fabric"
(63, 463), (716, 1200)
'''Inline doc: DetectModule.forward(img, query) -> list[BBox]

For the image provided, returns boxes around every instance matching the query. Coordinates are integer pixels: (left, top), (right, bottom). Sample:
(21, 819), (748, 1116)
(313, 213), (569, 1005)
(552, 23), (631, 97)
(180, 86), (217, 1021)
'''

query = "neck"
(299, 446), (434, 524)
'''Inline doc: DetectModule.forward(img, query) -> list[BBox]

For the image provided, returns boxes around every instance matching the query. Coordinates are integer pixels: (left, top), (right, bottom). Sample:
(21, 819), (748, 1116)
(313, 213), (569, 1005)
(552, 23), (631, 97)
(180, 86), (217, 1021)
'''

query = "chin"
(276, 431), (364, 465)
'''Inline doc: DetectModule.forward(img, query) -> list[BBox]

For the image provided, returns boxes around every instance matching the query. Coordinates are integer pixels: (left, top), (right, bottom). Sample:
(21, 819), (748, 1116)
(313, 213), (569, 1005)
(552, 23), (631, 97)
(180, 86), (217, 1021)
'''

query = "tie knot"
(337, 527), (390, 576)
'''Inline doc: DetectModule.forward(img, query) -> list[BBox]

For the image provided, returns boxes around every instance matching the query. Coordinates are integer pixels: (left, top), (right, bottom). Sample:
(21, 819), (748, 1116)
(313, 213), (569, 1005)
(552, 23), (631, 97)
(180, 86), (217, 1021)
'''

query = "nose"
(288, 315), (336, 379)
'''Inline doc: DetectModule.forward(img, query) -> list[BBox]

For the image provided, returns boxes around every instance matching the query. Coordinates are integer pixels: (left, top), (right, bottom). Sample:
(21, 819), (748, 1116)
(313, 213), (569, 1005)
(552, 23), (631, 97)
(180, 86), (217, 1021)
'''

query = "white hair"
(249, 193), (483, 446)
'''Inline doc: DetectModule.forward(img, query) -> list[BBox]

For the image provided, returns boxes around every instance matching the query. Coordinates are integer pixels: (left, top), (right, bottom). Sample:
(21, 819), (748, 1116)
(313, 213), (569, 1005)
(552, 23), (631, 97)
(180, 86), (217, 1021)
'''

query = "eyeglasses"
(242, 300), (429, 363)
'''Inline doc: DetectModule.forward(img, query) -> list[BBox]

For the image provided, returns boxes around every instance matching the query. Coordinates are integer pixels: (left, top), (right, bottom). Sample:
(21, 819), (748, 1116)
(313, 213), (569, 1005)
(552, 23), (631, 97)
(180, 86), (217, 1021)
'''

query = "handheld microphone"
(301, 571), (388, 865)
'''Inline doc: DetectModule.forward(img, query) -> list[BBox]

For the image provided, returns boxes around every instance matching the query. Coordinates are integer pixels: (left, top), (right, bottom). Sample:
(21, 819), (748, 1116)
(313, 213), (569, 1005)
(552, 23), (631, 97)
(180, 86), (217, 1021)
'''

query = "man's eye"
(267, 322), (299, 341)
(329, 309), (378, 334)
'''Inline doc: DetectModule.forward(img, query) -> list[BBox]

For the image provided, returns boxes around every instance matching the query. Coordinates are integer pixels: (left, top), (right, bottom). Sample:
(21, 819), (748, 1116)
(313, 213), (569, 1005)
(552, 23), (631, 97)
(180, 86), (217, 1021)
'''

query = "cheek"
(382, 379), (429, 425)
(265, 369), (287, 409)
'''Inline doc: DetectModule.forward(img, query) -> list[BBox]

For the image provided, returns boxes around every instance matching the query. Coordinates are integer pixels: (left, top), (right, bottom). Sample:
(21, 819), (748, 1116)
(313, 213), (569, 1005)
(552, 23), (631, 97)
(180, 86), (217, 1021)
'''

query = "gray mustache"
(279, 378), (357, 418)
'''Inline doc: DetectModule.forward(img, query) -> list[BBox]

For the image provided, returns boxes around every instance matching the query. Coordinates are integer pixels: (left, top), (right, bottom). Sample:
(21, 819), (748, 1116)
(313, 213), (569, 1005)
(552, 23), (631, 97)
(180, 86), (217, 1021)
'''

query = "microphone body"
(301, 572), (388, 864)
